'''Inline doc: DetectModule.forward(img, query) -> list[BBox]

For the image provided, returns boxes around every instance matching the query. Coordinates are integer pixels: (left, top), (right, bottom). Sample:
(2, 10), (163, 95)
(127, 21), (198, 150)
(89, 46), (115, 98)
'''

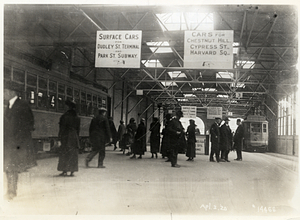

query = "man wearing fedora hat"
(219, 117), (233, 162)
(86, 107), (112, 168)
(209, 117), (222, 162)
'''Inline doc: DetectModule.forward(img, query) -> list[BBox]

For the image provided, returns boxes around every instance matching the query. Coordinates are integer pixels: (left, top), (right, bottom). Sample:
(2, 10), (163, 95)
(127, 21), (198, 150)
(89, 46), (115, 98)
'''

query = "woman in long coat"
(186, 119), (197, 161)
(131, 118), (146, 159)
(149, 117), (161, 158)
(57, 99), (80, 176)
(126, 118), (137, 155)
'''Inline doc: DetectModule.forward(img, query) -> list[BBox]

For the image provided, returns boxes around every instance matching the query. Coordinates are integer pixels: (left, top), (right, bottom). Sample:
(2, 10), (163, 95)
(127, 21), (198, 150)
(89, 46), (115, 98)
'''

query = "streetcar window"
(26, 89), (36, 106)
(263, 124), (267, 133)
(74, 90), (80, 99)
(38, 90), (47, 109)
(4, 66), (11, 80)
(102, 98), (106, 108)
(67, 87), (73, 97)
(13, 68), (25, 83)
(98, 97), (102, 107)
(38, 77), (47, 90)
(58, 84), (65, 94)
(57, 95), (65, 112)
(251, 123), (261, 132)
(49, 93), (56, 110)
(27, 74), (37, 87)
(49, 81), (57, 92)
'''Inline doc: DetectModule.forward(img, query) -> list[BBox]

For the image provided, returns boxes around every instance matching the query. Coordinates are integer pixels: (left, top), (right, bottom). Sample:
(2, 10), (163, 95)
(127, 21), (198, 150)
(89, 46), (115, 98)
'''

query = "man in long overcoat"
(130, 118), (147, 159)
(209, 117), (222, 162)
(149, 117), (161, 158)
(167, 110), (185, 168)
(234, 119), (244, 161)
(86, 107), (112, 168)
(4, 81), (36, 200)
(219, 117), (233, 162)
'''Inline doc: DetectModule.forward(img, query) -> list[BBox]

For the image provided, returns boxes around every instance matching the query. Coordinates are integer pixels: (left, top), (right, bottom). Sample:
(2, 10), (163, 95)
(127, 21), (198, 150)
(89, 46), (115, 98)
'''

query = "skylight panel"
(177, 98), (189, 102)
(184, 94), (196, 98)
(146, 41), (173, 53)
(236, 60), (255, 69)
(217, 72), (234, 79)
(168, 71), (187, 78)
(161, 81), (178, 87)
(142, 59), (163, 67)
(156, 12), (214, 31)
(217, 94), (229, 98)
(231, 82), (245, 88)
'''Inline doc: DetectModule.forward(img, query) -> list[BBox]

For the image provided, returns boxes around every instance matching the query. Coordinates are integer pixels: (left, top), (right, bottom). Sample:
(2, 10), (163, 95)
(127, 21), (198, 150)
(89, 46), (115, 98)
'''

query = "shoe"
(225, 160), (230, 162)
(59, 172), (67, 176)
(85, 159), (89, 167)
(190, 159), (194, 162)
(137, 156), (142, 159)
(186, 158), (191, 161)
(172, 164), (180, 168)
(219, 159), (226, 162)
(5, 192), (16, 200)
(97, 165), (106, 168)
(235, 158), (242, 161)
(130, 155), (136, 159)
(70, 172), (75, 177)
(119, 149), (123, 151)
(113, 147), (117, 151)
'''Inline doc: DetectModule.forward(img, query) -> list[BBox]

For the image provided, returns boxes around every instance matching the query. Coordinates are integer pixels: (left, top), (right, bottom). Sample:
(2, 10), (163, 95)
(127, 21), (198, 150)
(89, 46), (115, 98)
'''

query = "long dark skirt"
(57, 147), (78, 172)
(186, 141), (196, 158)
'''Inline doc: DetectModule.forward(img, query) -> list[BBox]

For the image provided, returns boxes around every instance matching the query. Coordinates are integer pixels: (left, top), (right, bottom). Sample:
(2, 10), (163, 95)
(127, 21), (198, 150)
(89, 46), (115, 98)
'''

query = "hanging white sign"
(181, 106), (197, 118)
(184, 30), (234, 69)
(95, 30), (142, 68)
(207, 107), (223, 119)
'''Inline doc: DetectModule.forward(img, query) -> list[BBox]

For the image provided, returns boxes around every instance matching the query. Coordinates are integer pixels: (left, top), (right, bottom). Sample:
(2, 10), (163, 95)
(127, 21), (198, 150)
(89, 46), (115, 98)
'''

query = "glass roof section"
(156, 12), (214, 31)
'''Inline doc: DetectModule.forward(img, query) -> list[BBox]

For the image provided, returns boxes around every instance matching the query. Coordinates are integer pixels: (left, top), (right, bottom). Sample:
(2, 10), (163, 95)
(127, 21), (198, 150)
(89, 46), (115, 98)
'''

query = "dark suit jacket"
(89, 114), (111, 149)
(210, 122), (220, 150)
(4, 98), (36, 172)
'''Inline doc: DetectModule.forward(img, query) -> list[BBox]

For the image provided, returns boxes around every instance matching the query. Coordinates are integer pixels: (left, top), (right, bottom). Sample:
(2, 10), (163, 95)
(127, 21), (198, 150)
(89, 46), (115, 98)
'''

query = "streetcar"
(242, 115), (269, 152)
(4, 55), (110, 154)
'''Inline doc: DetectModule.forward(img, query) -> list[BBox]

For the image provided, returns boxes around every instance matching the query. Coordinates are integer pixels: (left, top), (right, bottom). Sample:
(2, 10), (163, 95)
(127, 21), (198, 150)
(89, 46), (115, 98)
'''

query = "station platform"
(1, 145), (299, 217)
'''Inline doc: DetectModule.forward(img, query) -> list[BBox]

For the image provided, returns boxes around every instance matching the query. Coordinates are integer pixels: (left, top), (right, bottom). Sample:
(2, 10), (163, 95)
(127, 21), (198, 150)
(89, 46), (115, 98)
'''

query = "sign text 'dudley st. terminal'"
(184, 30), (234, 69)
(95, 31), (142, 68)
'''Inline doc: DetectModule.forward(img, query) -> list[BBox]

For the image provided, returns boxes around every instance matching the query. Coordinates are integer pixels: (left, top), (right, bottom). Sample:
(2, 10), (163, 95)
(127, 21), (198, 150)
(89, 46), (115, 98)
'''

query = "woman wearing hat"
(57, 99), (81, 176)
(186, 119), (197, 161)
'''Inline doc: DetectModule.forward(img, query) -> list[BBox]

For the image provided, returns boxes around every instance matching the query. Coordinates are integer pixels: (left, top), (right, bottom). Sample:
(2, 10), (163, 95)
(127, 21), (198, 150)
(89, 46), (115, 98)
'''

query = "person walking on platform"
(149, 117), (161, 159)
(57, 99), (81, 177)
(209, 117), (222, 162)
(4, 81), (37, 200)
(108, 117), (118, 151)
(117, 120), (126, 151)
(167, 110), (185, 168)
(126, 118), (137, 156)
(131, 118), (147, 159)
(234, 119), (244, 161)
(186, 119), (197, 161)
(219, 117), (233, 162)
(160, 113), (172, 161)
(86, 107), (112, 168)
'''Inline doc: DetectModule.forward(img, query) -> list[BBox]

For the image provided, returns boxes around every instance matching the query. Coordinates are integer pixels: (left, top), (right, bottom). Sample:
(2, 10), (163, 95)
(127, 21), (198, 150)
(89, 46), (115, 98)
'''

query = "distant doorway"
(180, 117), (205, 135)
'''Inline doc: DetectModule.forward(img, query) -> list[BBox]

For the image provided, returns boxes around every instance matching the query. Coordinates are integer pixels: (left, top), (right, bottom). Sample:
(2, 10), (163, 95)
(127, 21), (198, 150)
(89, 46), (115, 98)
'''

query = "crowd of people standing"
(4, 82), (244, 201)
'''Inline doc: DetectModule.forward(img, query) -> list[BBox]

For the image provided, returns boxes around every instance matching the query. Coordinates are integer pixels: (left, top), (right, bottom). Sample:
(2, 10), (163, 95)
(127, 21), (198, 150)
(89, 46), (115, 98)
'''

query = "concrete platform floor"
(1, 146), (299, 219)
